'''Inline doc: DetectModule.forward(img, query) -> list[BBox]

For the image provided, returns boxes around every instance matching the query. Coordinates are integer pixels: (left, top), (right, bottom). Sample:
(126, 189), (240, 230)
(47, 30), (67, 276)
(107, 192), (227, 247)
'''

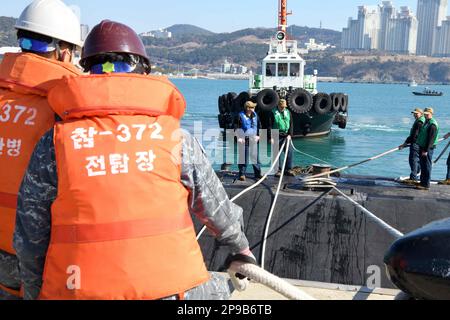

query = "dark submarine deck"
(198, 173), (450, 289)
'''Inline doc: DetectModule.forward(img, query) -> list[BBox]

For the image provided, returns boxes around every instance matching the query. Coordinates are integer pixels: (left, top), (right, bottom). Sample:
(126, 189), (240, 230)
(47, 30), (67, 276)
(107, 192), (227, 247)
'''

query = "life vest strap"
(51, 214), (193, 244)
(0, 192), (18, 209)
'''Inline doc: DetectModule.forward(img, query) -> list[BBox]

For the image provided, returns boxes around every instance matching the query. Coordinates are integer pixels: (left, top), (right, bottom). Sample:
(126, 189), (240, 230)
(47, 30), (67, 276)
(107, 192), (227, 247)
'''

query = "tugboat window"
(278, 63), (288, 77)
(290, 63), (300, 77)
(266, 63), (276, 77)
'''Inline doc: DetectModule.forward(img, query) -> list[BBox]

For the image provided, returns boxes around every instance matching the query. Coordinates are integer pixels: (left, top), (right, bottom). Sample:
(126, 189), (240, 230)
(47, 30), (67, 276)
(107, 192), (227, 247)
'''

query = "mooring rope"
(290, 140), (337, 167)
(260, 136), (291, 270)
(331, 187), (404, 239)
(196, 139), (288, 240)
(301, 138), (446, 182)
(228, 261), (316, 300)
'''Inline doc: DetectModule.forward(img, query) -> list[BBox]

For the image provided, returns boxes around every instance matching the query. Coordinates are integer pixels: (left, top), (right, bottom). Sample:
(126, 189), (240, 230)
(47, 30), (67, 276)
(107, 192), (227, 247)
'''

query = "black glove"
(225, 254), (258, 280)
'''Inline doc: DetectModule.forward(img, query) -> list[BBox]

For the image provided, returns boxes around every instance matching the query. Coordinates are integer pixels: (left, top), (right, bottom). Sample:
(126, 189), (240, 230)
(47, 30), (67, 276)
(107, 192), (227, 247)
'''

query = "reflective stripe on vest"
(239, 112), (258, 136)
(417, 118), (440, 148)
(0, 53), (80, 255)
(272, 109), (291, 133)
(39, 75), (209, 300)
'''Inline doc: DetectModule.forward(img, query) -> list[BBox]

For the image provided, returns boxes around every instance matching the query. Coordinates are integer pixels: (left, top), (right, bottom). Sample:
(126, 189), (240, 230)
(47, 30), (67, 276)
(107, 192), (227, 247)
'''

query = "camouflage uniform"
(0, 251), (20, 300)
(14, 128), (248, 300)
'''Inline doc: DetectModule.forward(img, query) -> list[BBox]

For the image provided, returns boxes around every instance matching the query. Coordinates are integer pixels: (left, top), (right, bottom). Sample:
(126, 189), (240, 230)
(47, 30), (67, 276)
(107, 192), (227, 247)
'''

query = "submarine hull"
(197, 174), (450, 289)
(384, 218), (450, 300)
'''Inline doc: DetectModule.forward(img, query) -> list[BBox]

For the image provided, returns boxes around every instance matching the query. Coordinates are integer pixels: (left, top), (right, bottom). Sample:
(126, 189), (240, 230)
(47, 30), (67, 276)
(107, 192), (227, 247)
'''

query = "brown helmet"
(80, 20), (150, 69)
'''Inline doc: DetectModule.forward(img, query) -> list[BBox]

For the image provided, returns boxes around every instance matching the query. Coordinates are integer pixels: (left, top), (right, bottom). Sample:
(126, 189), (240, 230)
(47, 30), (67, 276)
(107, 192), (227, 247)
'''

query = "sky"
(0, 0), (430, 33)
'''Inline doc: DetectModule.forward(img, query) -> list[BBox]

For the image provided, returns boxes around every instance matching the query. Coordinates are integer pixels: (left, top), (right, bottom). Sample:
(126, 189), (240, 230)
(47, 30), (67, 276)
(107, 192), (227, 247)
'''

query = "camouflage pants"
(163, 272), (233, 300)
(0, 250), (21, 300)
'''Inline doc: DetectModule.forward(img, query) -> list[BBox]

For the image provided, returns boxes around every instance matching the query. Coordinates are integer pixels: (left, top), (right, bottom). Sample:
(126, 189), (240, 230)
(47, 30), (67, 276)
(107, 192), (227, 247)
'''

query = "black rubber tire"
(287, 88), (313, 114)
(218, 95), (227, 114)
(227, 92), (237, 111)
(343, 94), (349, 113)
(338, 117), (347, 129)
(256, 89), (280, 112)
(313, 93), (332, 115)
(330, 93), (341, 112)
(339, 93), (348, 113)
(233, 91), (251, 113)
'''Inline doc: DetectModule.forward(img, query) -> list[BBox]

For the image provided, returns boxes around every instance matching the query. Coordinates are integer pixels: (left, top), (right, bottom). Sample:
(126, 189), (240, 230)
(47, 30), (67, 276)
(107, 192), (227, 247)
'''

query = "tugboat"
(217, 0), (349, 138)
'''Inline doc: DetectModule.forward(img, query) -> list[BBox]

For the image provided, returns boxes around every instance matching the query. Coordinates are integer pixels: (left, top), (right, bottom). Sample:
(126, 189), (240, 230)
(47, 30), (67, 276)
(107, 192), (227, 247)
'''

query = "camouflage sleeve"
(13, 128), (56, 300)
(180, 130), (249, 254)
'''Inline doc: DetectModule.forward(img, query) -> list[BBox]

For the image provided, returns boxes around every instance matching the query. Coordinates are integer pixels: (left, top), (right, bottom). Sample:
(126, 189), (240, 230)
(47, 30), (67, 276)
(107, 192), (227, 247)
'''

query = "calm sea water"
(172, 79), (450, 180)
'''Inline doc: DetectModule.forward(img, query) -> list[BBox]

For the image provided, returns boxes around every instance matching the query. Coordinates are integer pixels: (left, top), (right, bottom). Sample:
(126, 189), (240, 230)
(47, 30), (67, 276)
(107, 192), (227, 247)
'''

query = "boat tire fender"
(256, 89), (280, 112)
(330, 93), (341, 112)
(339, 93), (348, 113)
(219, 95), (228, 114)
(313, 92), (332, 115)
(287, 88), (313, 114)
(234, 91), (251, 113)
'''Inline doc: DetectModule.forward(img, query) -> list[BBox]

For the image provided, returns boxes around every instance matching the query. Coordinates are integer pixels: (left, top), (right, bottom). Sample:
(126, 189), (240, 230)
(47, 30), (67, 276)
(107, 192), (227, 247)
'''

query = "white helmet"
(15, 0), (83, 47)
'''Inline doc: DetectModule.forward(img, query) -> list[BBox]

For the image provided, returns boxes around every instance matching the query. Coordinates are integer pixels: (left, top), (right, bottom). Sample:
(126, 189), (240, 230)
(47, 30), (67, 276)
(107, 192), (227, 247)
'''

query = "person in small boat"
(13, 20), (256, 300)
(0, 0), (83, 301)
(416, 108), (440, 190)
(439, 132), (450, 185)
(399, 108), (425, 184)
(236, 101), (262, 181)
(269, 99), (295, 177)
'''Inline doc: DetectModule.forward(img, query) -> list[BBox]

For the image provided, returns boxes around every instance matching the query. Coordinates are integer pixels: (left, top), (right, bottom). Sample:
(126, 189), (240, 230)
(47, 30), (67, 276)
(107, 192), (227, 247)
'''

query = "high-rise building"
(342, 2), (418, 54)
(416, 0), (448, 56)
(379, 1), (396, 50)
(434, 16), (450, 56)
(342, 6), (380, 50)
(386, 7), (418, 54)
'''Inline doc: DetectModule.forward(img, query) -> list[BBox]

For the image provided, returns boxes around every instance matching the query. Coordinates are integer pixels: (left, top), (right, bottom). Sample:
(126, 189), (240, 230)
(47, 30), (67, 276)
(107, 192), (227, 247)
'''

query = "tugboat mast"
(278, 0), (291, 32)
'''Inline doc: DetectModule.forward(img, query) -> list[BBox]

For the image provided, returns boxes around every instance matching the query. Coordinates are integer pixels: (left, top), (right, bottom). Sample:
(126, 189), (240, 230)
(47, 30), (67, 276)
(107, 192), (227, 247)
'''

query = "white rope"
(435, 139), (450, 164)
(332, 187), (404, 239)
(228, 262), (316, 300)
(303, 138), (447, 182)
(290, 140), (336, 167)
(261, 136), (291, 270)
(196, 139), (288, 240)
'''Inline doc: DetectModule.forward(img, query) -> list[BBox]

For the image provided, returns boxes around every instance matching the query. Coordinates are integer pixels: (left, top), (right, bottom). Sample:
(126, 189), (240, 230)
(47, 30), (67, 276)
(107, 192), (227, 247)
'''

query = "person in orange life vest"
(14, 20), (256, 300)
(0, 0), (83, 300)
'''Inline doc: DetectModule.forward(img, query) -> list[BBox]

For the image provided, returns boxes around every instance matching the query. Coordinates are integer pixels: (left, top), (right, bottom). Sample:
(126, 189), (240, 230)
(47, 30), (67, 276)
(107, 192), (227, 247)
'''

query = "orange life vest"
(0, 52), (81, 257)
(39, 74), (210, 300)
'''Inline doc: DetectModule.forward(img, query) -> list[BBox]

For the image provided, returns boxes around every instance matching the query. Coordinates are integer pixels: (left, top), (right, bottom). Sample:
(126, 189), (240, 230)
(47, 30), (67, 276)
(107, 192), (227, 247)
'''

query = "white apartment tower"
(342, 6), (381, 50)
(379, 1), (396, 50)
(342, 2), (418, 54)
(386, 7), (418, 54)
(434, 16), (450, 56)
(416, 0), (448, 56)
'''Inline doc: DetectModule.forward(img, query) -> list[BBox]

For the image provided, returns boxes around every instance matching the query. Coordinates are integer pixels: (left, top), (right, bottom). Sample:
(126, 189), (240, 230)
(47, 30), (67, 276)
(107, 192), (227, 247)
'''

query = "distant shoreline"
(167, 74), (450, 86)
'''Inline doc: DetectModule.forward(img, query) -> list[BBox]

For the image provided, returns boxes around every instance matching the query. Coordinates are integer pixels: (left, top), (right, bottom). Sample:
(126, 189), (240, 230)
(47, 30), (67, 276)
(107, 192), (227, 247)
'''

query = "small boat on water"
(408, 80), (418, 87)
(413, 88), (443, 96)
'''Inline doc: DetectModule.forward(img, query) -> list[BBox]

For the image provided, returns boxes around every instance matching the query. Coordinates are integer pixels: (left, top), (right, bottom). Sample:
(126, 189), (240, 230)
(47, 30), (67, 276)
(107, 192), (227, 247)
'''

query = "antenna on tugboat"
(278, 0), (292, 32)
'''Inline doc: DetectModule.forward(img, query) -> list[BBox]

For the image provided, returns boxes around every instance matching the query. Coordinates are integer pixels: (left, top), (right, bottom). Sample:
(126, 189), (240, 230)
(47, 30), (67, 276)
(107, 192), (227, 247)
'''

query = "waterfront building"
(416, 0), (448, 56)
(379, 1), (396, 50)
(140, 29), (172, 39)
(386, 7), (418, 54)
(342, 2), (418, 55)
(434, 16), (450, 56)
(342, 6), (380, 50)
